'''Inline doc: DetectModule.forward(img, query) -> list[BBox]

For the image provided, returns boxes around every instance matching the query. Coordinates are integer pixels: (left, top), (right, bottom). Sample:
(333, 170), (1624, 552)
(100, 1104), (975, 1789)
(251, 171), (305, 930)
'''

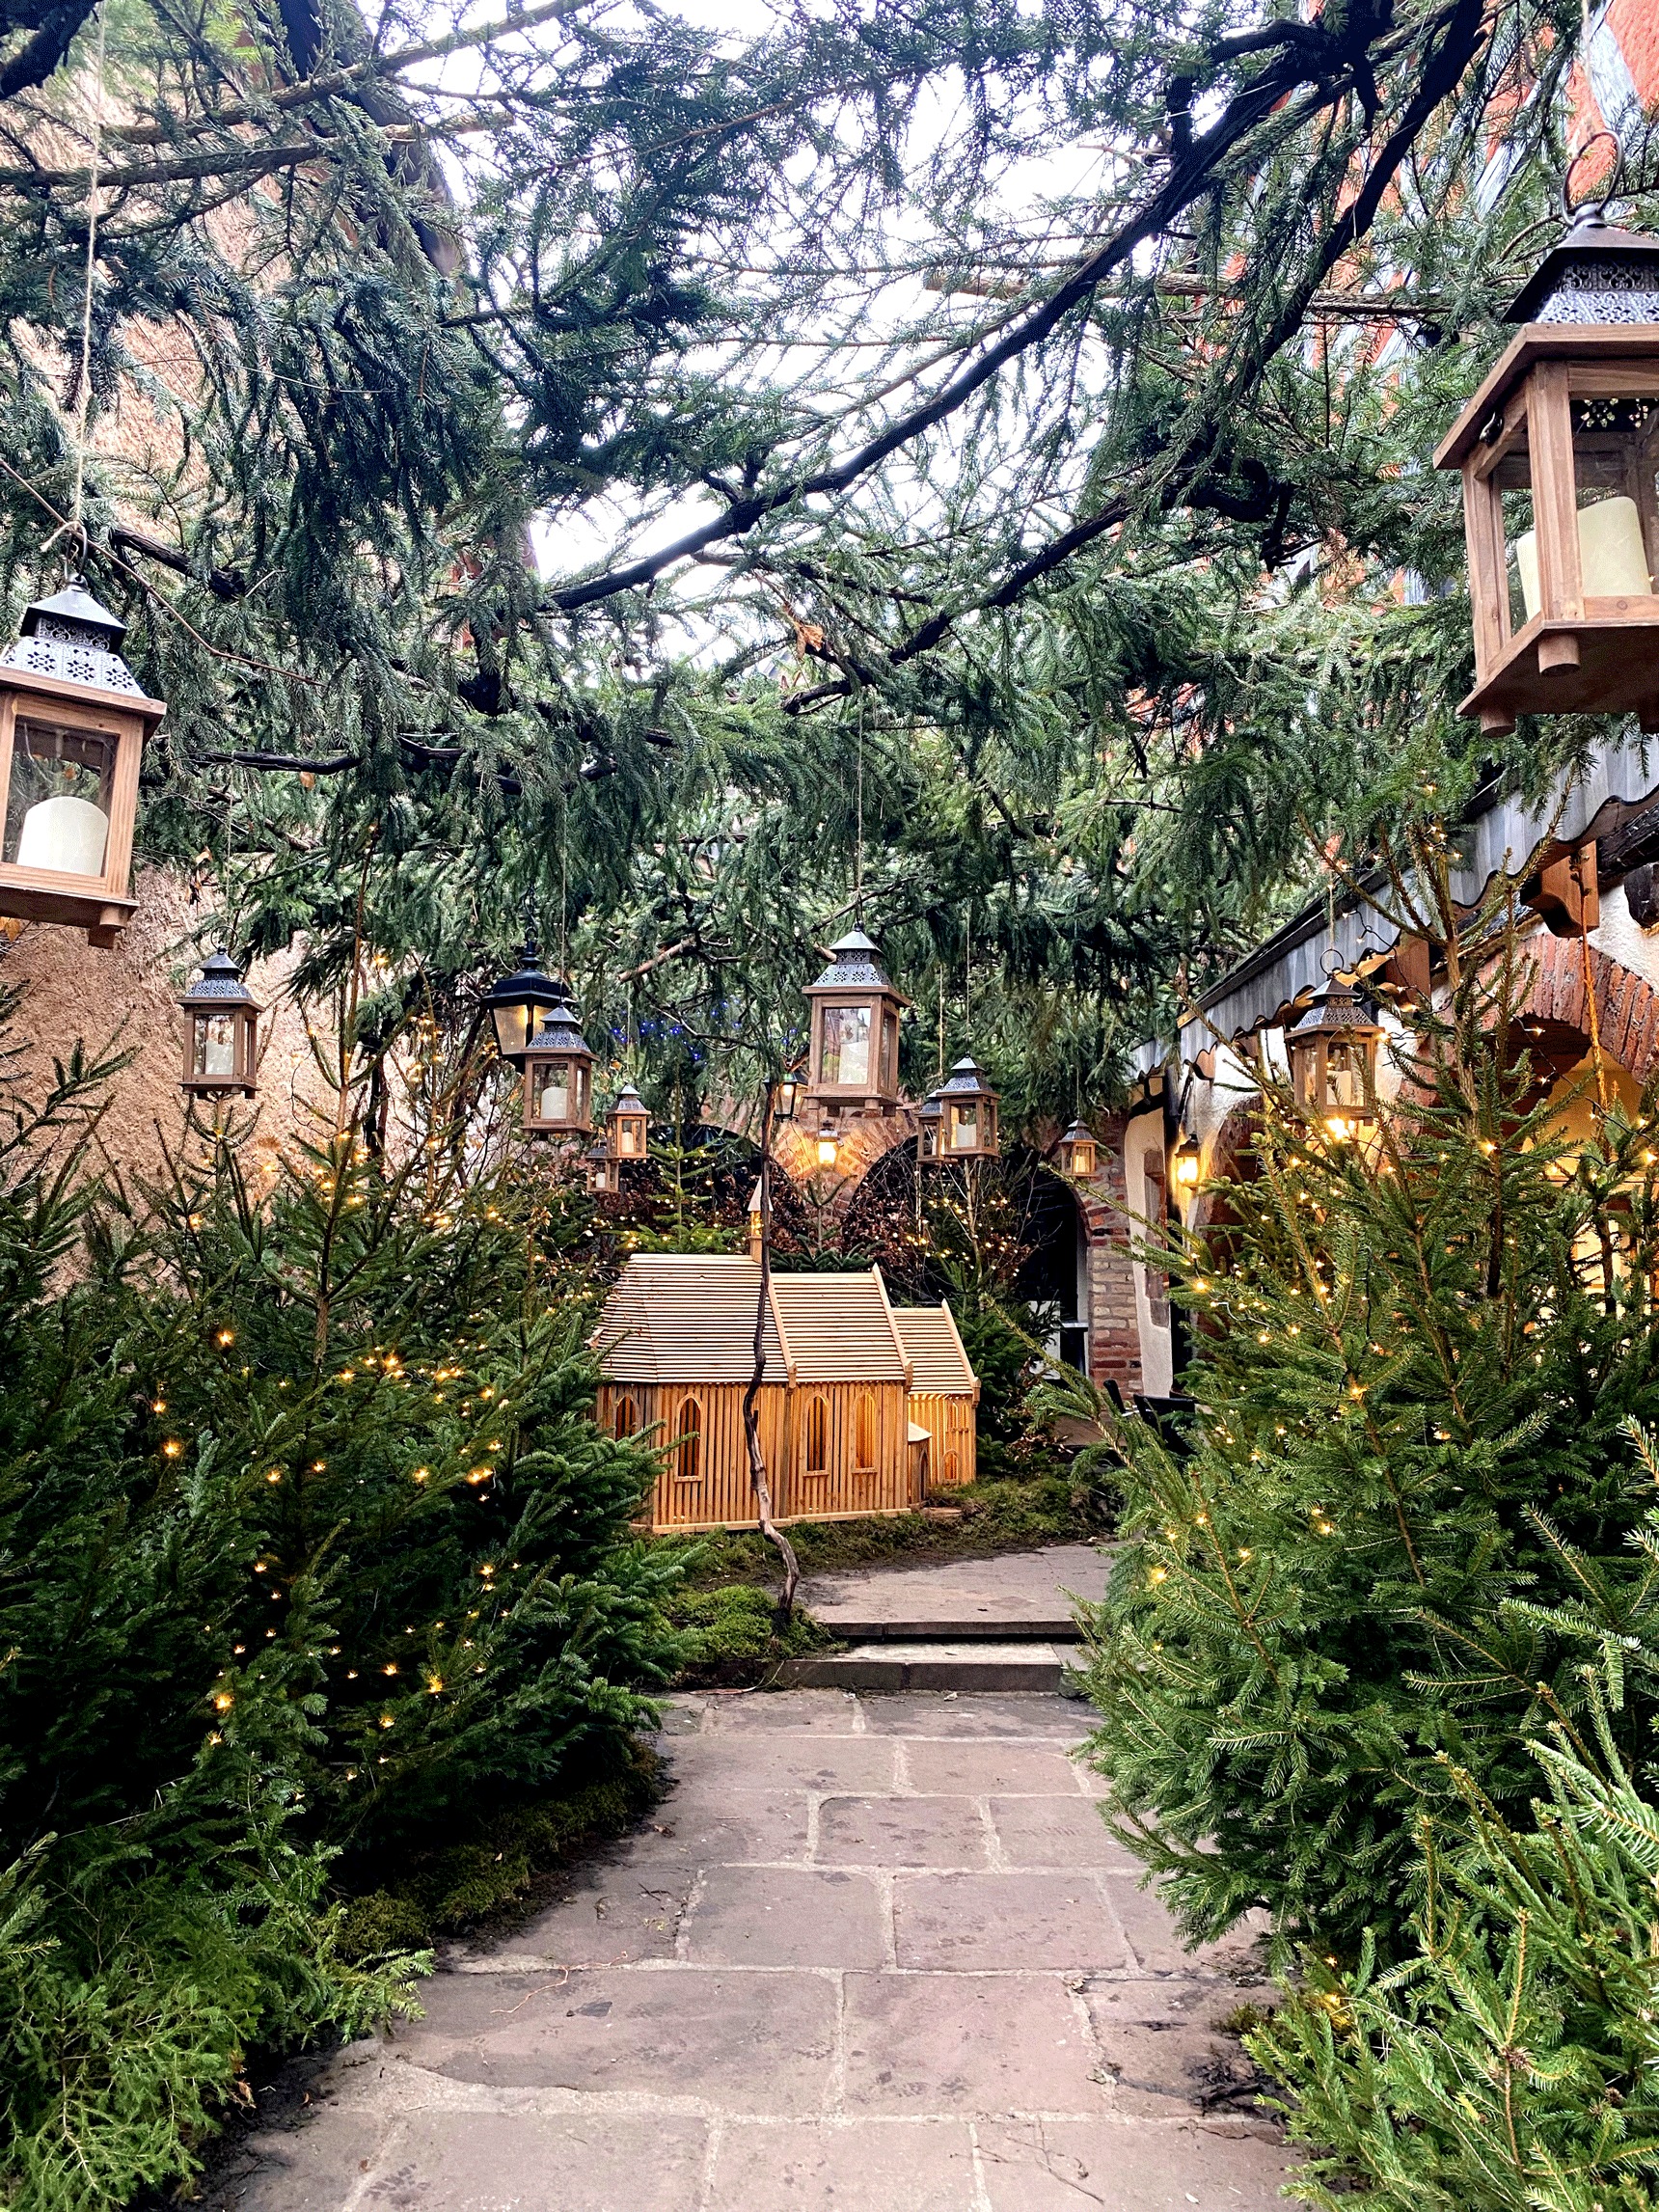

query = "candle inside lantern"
(194, 1013), (237, 1079)
(533, 1066), (570, 1121)
(15, 793), (108, 876)
(1514, 494), (1653, 621)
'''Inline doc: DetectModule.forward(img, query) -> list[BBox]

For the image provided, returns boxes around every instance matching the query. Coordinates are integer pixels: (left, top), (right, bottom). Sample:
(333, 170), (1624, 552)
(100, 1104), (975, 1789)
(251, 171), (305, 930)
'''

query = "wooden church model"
(594, 1254), (977, 1533)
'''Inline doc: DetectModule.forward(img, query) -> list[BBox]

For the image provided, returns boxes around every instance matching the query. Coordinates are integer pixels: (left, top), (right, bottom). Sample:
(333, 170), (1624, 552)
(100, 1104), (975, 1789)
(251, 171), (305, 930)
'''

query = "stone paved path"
(803, 1544), (1107, 1639)
(231, 1690), (1291, 2211)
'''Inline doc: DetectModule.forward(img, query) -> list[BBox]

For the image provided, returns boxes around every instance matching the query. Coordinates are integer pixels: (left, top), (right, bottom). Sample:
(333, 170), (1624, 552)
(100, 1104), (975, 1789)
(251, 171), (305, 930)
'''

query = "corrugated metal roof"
(593, 1256), (910, 1385)
(891, 1305), (977, 1394)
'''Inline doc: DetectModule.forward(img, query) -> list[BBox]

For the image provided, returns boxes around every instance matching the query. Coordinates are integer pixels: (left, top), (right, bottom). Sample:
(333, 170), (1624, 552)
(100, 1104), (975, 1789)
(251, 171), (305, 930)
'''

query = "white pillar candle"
(1514, 494), (1652, 621)
(14, 793), (108, 876)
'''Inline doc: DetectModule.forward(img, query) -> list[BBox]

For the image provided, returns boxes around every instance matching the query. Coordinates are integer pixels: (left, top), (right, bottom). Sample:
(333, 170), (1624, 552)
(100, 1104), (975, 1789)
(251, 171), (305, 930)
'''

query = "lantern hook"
(1562, 131), (1621, 227)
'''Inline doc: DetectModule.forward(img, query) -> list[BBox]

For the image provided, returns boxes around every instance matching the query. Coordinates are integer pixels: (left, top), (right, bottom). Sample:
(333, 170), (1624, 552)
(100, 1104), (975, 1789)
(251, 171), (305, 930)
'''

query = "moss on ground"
(667, 1581), (835, 1686)
(337, 1746), (665, 1955)
(658, 1469), (1101, 1591)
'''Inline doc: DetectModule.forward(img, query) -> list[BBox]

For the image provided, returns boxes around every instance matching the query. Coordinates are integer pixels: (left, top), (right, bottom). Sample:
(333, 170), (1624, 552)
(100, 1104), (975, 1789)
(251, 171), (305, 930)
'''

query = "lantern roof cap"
(941, 1055), (995, 1095)
(1060, 1118), (1094, 1146)
(525, 999), (593, 1060)
(917, 1089), (943, 1120)
(3, 574), (150, 699)
(1286, 978), (1381, 1042)
(611, 1079), (646, 1112)
(21, 580), (127, 642)
(181, 945), (259, 1011)
(482, 943), (566, 1010)
(1505, 208), (1659, 325)
(807, 926), (906, 996)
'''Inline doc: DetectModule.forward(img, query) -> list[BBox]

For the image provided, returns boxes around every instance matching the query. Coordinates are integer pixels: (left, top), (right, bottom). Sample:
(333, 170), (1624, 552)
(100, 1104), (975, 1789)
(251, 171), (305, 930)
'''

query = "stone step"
(808, 1614), (1080, 1643)
(777, 1640), (1075, 1692)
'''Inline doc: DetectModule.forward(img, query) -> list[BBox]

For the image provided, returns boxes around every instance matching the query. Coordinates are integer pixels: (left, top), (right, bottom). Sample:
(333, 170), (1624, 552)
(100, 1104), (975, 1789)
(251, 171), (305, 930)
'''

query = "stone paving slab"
(803, 1543), (1108, 1640)
(224, 1688), (1292, 2211)
(780, 1640), (1071, 1690)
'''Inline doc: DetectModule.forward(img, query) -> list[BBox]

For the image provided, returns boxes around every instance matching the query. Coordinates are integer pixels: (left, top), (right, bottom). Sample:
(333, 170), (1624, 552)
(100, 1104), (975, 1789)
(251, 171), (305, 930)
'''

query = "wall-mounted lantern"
(1435, 209), (1659, 736)
(1172, 1135), (1202, 1192)
(0, 581), (165, 945)
(607, 1080), (649, 1161)
(939, 1056), (999, 1160)
(180, 946), (260, 1100)
(1058, 1120), (1098, 1178)
(521, 997), (593, 1134)
(483, 938), (566, 1068)
(1286, 977), (1383, 1140)
(803, 929), (910, 1113)
(814, 1121), (840, 1170)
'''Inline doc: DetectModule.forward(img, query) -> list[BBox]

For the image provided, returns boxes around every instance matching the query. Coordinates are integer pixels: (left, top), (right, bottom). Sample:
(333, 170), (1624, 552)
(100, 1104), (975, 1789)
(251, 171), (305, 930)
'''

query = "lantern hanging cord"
(43, 0), (108, 572)
(854, 705), (863, 920)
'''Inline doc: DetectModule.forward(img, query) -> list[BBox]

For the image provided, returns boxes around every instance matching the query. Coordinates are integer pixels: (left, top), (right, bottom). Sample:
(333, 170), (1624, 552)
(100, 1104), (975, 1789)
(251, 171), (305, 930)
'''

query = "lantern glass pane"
(194, 1012), (238, 1079)
(882, 1011), (897, 1089)
(6, 720), (114, 877)
(821, 1003), (871, 1085)
(617, 1120), (641, 1154)
(1488, 413), (1537, 633)
(492, 1000), (531, 1058)
(950, 1102), (978, 1150)
(532, 1062), (571, 1121)
(1074, 1141), (1095, 1176)
(1569, 394), (1659, 603)
(1326, 1040), (1368, 1108)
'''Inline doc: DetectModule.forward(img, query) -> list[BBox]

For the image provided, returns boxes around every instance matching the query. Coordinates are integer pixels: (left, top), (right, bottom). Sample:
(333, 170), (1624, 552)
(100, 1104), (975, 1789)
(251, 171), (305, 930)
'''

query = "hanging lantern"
(803, 928), (910, 1112)
(1172, 1135), (1202, 1191)
(1285, 977), (1383, 1140)
(585, 1141), (620, 1195)
(607, 1080), (649, 1161)
(915, 1088), (942, 1165)
(814, 1121), (840, 1170)
(747, 1178), (764, 1263)
(483, 938), (566, 1068)
(939, 1056), (999, 1160)
(0, 580), (165, 945)
(179, 946), (260, 1100)
(1435, 207), (1659, 736)
(1058, 1120), (1098, 1178)
(773, 1070), (802, 1122)
(521, 997), (593, 1134)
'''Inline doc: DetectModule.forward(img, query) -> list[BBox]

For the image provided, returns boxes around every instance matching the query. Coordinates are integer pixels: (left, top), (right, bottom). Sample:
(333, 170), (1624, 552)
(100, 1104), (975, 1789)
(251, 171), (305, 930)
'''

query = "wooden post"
(743, 1082), (800, 1623)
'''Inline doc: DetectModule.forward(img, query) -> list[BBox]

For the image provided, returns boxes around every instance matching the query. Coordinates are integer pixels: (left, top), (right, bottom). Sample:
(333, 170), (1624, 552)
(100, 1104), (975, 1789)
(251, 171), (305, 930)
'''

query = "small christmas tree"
(1081, 893), (1659, 1964)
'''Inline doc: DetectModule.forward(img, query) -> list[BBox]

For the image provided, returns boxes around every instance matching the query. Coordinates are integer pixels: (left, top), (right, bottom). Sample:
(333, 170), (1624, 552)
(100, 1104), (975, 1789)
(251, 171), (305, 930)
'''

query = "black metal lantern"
(521, 997), (594, 1134)
(607, 1080), (649, 1161)
(803, 929), (910, 1112)
(915, 1088), (942, 1165)
(1286, 977), (1383, 1138)
(1058, 1120), (1098, 1178)
(483, 938), (566, 1068)
(180, 946), (260, 1099)
(939, 1056), (998, 1161)
(814, 1120), (840, 1170)
(773, 1070), (802, 1121)
(0, 580), (165, 945)
(747, 1178), (764, 1262)
(1172, 1135), (1202, 1193)
(1435, 208), (1659, 735)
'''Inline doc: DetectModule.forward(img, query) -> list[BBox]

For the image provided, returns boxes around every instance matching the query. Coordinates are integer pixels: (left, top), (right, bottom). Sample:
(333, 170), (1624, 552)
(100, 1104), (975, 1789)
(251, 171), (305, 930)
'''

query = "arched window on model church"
(674, 1397), (702, 1483)
(805, 1394), (830, 1473)
(854, 1392), (876, 1470)
(613, 1394), (638, 1441)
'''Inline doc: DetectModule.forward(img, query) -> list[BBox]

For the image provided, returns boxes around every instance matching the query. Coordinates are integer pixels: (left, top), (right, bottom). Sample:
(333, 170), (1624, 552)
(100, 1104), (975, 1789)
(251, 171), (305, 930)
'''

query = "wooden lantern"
(915, 1088), (942, 1165)
(939, 1056), (998, 1160)
(803, 929), (910, 1112)
(1058, 1120), (1097, 1178)
(521, 997), (593, 1134)
(585, 1142), (620, 1194)
(180, 946), (260, 1099)
(607, 1080), (649, 1161)
(1435, 212), (1659, 735)
(483, 939), (565, 1068)
(0, 582), (164, 945)
(1286, 979), (1382, 1139)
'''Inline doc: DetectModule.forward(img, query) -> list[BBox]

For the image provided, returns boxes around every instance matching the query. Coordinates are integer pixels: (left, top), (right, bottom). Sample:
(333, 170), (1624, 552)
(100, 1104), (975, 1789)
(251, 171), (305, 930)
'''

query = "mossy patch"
(669, 1582), (834, 1685)
(338, 1746), (665, 1955)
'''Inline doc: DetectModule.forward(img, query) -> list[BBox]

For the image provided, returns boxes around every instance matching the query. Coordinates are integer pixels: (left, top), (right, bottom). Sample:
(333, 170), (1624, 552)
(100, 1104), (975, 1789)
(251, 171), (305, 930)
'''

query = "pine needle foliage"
(0, 987), (685, 2205)
(1078, 889), (1659, 1965)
